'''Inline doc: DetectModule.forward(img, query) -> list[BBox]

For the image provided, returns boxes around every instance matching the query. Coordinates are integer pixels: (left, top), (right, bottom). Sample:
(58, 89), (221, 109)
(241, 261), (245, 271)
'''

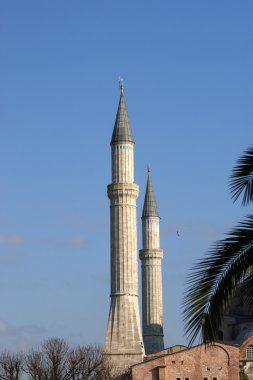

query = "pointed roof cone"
(142, 167), (160, 218)
(111, 83), (134, 145)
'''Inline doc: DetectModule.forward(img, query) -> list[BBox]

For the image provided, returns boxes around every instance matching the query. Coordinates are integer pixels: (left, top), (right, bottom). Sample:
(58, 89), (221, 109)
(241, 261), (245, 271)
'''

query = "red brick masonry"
(131, 336), (253, 380)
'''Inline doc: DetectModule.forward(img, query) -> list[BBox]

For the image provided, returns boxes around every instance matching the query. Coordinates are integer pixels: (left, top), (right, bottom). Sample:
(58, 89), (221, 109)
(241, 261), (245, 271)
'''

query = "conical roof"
(142, 168), (159, 218)
(111, 88), (134, 145)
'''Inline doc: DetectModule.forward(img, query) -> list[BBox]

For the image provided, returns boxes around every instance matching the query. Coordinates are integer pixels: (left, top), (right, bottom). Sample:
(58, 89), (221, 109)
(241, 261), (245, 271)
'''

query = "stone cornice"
(139, 249), (163, 260)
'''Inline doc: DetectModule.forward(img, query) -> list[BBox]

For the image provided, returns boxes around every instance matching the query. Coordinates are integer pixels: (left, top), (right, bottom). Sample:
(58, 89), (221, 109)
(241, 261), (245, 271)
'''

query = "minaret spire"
(104, 85), (144, 375)
(140, 168), (165, 354)
(111, 79), (134, 145)
(119, 77), (124, 94)
(142, 166), (159, 218)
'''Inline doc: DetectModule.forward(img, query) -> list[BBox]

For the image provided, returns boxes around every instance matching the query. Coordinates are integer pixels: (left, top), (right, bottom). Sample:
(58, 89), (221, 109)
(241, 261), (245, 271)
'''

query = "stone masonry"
(140, 168), (164, 354)
(103, 83), (145, 376)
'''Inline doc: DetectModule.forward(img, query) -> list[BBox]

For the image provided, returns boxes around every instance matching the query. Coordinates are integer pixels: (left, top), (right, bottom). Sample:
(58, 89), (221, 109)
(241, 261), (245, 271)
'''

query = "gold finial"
(119, 77), (124, 94)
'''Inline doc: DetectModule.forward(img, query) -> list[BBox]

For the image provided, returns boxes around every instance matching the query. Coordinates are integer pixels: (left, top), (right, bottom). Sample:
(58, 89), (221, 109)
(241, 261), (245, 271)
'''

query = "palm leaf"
(182, 215), (253, 346)
(230, 146), (253, 206)
(241, 270), (253, 311)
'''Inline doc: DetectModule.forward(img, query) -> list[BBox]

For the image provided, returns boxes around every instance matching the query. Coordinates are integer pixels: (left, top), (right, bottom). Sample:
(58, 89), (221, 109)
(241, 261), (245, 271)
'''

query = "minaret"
(104, 81), (145, 375)
(139, 167), (164, 354)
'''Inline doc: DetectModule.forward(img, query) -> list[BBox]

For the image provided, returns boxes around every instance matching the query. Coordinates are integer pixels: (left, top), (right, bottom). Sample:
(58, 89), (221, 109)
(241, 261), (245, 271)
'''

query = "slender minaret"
(139, 167), (164, 354)
(104, 81), (145, 375)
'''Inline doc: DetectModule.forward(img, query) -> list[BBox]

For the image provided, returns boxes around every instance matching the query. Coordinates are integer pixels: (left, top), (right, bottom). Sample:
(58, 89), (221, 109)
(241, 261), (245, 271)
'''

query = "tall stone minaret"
(104, 82), (145, 375)
(139, 167), (164, 354)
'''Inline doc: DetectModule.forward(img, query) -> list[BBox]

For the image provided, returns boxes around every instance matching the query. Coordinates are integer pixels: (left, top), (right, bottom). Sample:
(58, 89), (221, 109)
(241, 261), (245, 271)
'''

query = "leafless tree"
(25, 350), (47, 380)
(25, 338), (114, 380)
(65, 344), (115, 380)
(42, 338), (69, 380)
(0, 352), (24, 380)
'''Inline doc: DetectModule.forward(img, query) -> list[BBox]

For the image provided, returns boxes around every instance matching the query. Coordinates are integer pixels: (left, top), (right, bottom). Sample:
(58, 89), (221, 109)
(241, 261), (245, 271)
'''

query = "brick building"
(131, 333), (253, 380)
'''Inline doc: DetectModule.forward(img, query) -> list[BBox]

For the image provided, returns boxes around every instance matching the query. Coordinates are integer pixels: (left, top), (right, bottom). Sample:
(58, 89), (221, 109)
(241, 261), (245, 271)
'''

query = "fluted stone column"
(139, 168), (164, 354)
(104, 83), (145, 375)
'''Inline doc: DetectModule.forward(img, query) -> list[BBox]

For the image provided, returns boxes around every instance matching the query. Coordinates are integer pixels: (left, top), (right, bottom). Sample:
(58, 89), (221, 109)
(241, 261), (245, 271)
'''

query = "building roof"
(111, 87), (134, 145)
(131, 341), (239, 368)
(142, 167), (159, 218)
(235, 328), (253, 344)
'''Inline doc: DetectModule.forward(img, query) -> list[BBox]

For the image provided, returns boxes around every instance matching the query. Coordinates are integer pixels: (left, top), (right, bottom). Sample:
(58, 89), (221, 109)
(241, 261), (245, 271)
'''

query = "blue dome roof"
(235, 328), (253, 344)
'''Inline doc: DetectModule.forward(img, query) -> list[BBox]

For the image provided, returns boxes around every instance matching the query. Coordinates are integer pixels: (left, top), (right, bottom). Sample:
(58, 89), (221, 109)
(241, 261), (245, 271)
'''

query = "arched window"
(246, 345), (253, 359)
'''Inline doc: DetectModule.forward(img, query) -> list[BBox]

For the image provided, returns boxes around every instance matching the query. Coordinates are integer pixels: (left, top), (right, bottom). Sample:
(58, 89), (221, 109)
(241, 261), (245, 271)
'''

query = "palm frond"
(182, 215), (253, 346)
(241, 270), (253, 311)
(230, 146), (253, 206)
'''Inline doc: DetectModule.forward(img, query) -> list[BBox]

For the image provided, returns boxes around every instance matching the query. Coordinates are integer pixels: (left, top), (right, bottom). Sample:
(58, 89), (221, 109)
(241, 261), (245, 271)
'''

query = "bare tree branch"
(25, 338), (115, 380)
(0, 352), (24, 380)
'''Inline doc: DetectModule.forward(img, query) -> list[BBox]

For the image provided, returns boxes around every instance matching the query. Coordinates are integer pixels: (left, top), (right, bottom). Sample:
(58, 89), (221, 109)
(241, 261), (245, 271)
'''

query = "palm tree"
(182, 146), (253, 346)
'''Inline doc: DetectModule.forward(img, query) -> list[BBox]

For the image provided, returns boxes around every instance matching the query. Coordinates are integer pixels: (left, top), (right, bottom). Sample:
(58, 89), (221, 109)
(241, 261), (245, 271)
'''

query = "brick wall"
(132, 343), (239, 380)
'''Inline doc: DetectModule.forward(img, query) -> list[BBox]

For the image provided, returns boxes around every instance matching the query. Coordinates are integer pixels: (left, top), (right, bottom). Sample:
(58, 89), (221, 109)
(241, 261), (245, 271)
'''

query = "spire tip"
(119, 77), (124, 94)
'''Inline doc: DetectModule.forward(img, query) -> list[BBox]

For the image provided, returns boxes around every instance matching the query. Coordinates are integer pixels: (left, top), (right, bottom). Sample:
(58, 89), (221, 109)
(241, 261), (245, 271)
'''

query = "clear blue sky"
(0, 1), (252, 351)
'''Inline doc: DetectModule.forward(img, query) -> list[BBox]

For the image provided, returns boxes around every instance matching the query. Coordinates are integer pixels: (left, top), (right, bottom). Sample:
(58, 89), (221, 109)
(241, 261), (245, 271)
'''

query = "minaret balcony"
(107, 183), (139, 203)
(139, 249), (164, 260)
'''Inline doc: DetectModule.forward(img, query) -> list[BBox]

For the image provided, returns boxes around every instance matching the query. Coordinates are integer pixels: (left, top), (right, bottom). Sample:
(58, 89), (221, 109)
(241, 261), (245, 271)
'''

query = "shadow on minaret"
(143, 323), (164, 355)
